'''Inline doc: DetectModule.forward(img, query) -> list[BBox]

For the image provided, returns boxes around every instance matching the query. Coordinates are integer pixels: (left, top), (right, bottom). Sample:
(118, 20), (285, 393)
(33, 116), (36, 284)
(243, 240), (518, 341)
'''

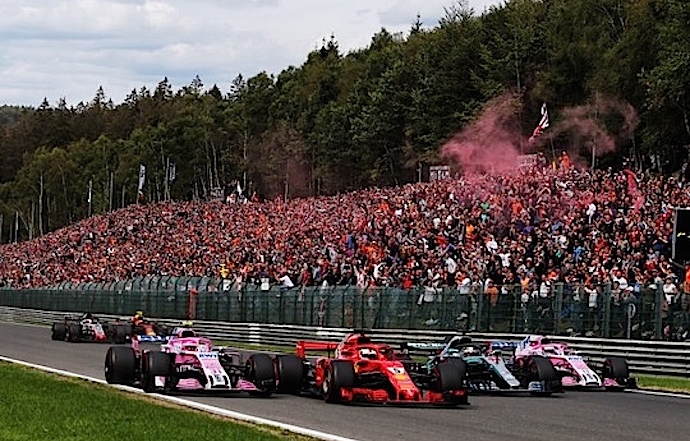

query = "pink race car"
(104, 326), (302, 395)
(513, 335), (634, 390)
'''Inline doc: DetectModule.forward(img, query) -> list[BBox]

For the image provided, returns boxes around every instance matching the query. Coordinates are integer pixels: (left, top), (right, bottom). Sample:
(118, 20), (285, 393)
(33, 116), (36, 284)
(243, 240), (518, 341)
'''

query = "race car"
(291, 332), (468, 405)
(513, 335), (634, 390)
(104, 326), (302, 395)
(400, 336), (560, 395)
(51, 313), (130, 344)
(127, 311), (170, 341)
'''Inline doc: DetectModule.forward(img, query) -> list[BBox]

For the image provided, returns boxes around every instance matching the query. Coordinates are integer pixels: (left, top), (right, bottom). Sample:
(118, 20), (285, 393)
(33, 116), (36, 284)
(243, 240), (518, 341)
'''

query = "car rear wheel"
(323, 360), (355, 403)
(105, 346), (137, 385)
(432, 358), (466, 392)
(67, 323), (81, 343)
(247, 354), (276, 397)
(142, 351), (171, 393)
(275, 354), (304, 394)
(112, 325), (128, 344)
(51, 322), (67, 341)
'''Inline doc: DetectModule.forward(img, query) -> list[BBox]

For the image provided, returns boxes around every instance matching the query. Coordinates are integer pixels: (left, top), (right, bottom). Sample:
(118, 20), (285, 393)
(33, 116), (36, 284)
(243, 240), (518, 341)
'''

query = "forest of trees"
(1, 0), (689, 243)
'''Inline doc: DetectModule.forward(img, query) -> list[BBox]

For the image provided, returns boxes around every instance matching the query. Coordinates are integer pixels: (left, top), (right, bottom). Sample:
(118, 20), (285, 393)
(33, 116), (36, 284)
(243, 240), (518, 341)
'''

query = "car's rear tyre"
(275, 354), (304, 394)
(432, 358), (466, 392)
(142, 351), (171, 393)
(67, 323), (81, 342)
(105, 346), (137, 385)
(51, 322), (67, 341)
(247, 354), (276, 397)
(323, 360), (355, 403)
(602, 357), (629, 380)
(112, 325), (127, 344)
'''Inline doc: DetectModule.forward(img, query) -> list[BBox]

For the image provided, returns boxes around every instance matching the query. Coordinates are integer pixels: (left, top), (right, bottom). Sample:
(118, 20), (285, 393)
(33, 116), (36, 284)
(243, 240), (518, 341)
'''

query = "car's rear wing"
(487, 341), (519, 352)
(400, 342), (446, 354)
(296, 340), (339, 358)
(134, 335), (172, 343)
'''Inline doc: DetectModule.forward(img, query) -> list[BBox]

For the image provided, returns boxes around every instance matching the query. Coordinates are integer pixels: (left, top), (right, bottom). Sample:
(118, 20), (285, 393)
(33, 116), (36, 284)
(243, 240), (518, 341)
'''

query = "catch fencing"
(0, 279), (680, 340)
(1, 305), (688, 377)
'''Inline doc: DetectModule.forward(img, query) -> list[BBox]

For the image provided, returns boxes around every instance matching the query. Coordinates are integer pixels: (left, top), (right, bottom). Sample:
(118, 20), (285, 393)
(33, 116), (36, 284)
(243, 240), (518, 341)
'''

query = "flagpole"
(88, 179), (93, 217)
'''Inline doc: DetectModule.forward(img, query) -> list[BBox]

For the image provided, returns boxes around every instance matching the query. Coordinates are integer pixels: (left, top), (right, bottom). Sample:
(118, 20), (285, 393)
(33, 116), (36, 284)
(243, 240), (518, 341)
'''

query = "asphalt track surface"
(1, 322), (688, 441)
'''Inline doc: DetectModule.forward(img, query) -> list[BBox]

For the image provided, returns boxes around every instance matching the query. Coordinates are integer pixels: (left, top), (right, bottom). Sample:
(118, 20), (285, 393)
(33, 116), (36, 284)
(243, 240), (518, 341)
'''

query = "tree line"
(0, 0), (688, 243)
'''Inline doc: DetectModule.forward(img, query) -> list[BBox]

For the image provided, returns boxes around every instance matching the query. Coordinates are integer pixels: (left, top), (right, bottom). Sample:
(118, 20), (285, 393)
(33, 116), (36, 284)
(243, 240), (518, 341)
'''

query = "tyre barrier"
(1, 306), (688, 377)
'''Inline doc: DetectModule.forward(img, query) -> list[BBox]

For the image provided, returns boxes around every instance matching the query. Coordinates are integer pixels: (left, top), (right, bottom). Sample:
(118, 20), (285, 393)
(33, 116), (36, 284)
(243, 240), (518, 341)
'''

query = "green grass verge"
(0, 362), (313, 441)
(635, 374), (690, 394)
(218, 341), (690, 393)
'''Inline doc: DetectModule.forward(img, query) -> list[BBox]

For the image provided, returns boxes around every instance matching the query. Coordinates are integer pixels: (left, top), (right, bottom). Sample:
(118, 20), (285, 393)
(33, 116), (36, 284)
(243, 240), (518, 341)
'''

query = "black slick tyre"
(527, 355), (556, 396)
(275, 354), (304, 394)
(433, 358), (466, 392)
(113, 325), (127, 344)
(68, 323), (81, 342)
(105, 346), (137, 385)
(323, 360), (355, 403)
(602, 357), (629, 379)
(247, 354), (276, 397)
(142, 351), (171, 393)
(51, 322), (67, 341)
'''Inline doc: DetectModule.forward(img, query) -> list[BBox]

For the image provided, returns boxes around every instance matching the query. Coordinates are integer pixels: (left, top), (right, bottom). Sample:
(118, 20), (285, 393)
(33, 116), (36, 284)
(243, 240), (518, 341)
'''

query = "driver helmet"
(359, 348), (377, 360)
(135, 311), (144, 319)
(462, 346), (480, 357)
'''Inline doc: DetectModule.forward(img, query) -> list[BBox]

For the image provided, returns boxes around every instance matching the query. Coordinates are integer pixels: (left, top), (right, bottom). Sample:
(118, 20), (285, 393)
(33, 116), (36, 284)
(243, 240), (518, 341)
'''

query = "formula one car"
(513, 335), (634, 390)
(51, 313), (130, 344)
(400, 336), (560, 395)
(291, 332), (468, 405)
(127, 311), (171, 341)
(104, 326), (302, 396)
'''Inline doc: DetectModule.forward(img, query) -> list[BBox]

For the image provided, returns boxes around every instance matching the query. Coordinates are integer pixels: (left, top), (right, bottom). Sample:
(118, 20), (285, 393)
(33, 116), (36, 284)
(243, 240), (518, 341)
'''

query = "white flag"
(138, 164), (146, 192)
(87, 179), (93, 203)
(236, 181), (243, 195)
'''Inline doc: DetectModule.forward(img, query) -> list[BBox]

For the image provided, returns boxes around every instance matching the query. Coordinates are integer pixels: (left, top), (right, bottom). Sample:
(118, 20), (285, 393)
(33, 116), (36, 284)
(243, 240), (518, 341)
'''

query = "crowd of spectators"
(1, 158), (690, 316)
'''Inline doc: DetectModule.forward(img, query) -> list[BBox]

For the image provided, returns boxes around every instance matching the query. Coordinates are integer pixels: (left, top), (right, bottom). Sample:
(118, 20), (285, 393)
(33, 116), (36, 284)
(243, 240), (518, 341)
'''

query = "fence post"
(476, 288), (485, 332)
(654, 284), (664, 340)
(602, 284), (611, 338)
(554, 283), (564, 335)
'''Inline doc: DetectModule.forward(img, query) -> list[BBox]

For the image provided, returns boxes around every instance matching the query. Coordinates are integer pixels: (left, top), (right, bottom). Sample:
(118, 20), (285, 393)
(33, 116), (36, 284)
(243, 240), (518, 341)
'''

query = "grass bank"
(0, 362), (312, 441)
(635, 374), (690, 394)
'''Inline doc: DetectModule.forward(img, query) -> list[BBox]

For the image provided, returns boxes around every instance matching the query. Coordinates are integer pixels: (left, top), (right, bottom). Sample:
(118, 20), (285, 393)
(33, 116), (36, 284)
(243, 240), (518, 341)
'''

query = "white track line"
(0, 355), (359, 441)
(628, 389), (690, 400)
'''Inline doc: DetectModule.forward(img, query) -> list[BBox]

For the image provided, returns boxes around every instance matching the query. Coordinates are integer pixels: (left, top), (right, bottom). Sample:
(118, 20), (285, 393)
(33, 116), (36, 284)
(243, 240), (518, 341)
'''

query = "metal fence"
(2, 305), (690, 376)
(2, 279), (685, 340)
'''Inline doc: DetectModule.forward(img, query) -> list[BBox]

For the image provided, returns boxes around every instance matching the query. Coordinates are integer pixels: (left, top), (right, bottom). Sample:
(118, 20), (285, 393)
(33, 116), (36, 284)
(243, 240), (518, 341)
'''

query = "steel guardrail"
(1, 306), (688, 376)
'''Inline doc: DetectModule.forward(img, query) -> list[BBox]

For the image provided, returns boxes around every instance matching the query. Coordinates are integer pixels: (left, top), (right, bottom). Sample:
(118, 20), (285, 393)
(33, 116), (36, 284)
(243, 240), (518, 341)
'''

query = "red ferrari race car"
(290, 332), (468, 405)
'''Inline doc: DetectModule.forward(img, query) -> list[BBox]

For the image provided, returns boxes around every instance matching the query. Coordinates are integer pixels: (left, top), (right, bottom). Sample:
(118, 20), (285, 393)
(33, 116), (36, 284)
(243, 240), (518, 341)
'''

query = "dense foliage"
(0, 0), (688, 242)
